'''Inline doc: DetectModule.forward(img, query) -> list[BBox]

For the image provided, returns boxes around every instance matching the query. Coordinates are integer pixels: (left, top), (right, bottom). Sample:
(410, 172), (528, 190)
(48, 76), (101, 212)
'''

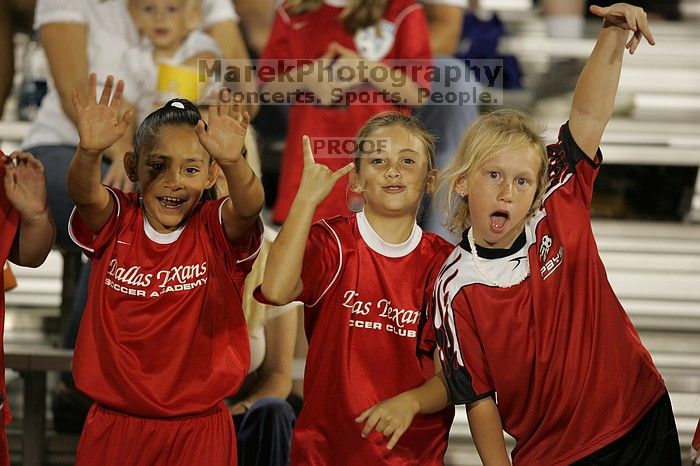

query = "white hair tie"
(170, 101), (185, 109)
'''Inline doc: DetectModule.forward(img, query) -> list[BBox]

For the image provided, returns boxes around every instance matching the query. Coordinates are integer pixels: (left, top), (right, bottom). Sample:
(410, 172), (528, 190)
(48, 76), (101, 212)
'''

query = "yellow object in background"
(4, 261), (17, 291)
(156, 63), (203, 102)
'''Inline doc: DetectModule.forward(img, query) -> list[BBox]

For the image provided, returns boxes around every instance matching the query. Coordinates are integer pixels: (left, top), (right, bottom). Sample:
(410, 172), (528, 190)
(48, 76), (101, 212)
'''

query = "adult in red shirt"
(433, 5), (681, 465)
(259, 0), (431, 225)
(258, 114), (453, 465)
(0, 150), (54, 465)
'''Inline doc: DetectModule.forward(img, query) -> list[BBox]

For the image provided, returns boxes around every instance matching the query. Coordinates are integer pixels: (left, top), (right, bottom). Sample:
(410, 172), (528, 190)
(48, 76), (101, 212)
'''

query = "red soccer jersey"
(0, 159), (19, 461)
(433, 124), (666, 465)
(69, 189), (262, 417)
(259, 0), (431, 224)
(257, 212), (453, 465)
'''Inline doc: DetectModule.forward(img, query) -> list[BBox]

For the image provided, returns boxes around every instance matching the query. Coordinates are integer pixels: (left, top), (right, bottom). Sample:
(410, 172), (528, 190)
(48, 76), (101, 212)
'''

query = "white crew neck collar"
(143, 215), (185, 244)
(324, 0), (347, 7)
(356, 210), (422, 258)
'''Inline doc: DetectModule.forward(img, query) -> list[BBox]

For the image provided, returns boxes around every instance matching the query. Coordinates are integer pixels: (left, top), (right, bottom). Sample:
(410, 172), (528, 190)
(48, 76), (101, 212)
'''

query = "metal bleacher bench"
(2, 342), (306, 466)
(4, 345), (73, 466)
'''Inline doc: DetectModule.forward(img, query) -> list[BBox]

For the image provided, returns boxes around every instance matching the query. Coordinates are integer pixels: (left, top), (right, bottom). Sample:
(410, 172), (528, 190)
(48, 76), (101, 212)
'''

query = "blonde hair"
(439, 109), (549, 236)
(284, 0), (388, 33)
(355, 112), (436, 173)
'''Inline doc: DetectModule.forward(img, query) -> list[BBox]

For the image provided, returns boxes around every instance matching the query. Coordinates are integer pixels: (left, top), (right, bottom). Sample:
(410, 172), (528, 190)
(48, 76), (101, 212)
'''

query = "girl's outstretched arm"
(4, 152), (55, 267)
(260, 136), (354, 305)
(196, 91), (264, 242)
(355, 350), (449, 450)
(67, 74), (133, 234)
(468, 397), (511, 466)
(569, 3), (655, 159)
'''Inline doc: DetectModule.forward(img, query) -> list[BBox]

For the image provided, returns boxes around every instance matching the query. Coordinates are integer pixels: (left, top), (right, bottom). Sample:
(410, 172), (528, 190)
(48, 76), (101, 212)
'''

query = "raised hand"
(590, 3), (655, 54)
(72, 74), (132, 156)
(196, 89), (249, 167)
(296, 135), (354, 206)
(3, 151), (48, 220)
(355, 392), (420, 450)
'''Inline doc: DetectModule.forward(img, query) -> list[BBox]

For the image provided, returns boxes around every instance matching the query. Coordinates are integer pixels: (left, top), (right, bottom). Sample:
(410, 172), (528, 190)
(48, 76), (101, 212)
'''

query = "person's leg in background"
(0, 0), (35, 118)
(233, 397), (296, 466)
(418, 1), (480, 241)
(534, 0), (586, 100)
(542, 0), (585, 42)
(416, 57), (480, 242)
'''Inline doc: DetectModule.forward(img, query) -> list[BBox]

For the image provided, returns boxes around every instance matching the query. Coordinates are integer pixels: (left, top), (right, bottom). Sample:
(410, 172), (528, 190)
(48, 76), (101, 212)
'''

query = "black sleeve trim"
(445, 364), (495, 406)
(560, 122), (602, 169)
(464, 391), (497, 406)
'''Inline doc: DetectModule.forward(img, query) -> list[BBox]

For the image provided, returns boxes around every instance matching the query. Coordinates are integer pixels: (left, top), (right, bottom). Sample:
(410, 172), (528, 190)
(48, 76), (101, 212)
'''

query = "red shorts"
(76, 403), (236, 466)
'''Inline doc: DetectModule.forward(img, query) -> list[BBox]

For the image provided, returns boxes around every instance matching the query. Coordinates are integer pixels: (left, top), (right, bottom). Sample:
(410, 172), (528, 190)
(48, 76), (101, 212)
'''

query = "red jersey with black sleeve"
(259, 0), (431, 224)
(69, 188), (262, 418)
(432, 123), (666, 465)
(256, 212), (453, 465)
(0, 159), (19, 442)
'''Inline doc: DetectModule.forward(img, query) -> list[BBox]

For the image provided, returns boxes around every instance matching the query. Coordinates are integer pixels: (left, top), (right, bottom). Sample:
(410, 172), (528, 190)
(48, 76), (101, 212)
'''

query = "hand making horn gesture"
(296, 135), (354, 206)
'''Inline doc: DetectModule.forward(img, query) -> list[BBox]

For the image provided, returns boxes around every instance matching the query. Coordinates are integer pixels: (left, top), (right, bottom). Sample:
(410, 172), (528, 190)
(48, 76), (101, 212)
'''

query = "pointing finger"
(332, 162), (355, 181)
(588, 5), (606, 18)
(302, 135), (316, 166)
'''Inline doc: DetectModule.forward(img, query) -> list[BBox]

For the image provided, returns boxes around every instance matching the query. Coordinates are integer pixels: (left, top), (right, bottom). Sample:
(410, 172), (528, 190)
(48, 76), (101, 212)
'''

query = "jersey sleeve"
(121, 46), (151, 104)
(35, 0), (87, 28)
(68, 187), (129, 260)
(181, 31), (222, 59)
(251, 220), (340, 309)
(200, 0), (239, 29)
(417, 244), (452, 356)
(200, 197), (263, 276)
(258, 7), (295, 82)
(296, 221), (342, 307)
(390, 3), (432, 92)
(436, 290), (495, 405)
(544, 122), (602, 212)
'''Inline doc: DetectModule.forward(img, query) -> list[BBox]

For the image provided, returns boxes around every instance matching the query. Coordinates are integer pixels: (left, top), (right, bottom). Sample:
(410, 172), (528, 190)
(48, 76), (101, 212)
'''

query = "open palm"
(4, 152), (48, 218)
(72, 74), (132, 156)
(196, 90), (249, 166)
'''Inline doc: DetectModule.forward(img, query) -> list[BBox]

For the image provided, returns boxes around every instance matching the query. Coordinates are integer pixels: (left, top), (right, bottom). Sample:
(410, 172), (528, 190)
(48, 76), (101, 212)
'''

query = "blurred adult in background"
(0, 0), (36, 119)
(417, 0), (480, 240)
(235, 0), (276, 58)
(21, 0), (254, 253)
